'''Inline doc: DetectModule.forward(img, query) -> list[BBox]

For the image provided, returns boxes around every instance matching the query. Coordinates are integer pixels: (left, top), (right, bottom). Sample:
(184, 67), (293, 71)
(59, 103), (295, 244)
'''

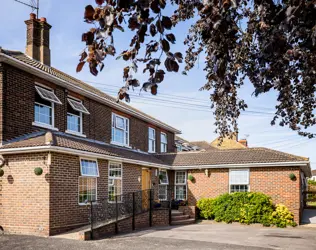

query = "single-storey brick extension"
(0, 15), (311, 236)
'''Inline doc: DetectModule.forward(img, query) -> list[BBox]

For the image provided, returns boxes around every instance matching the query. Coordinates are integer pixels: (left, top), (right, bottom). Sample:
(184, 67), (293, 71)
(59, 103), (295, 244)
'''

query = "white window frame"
(66, 97), (86, 137)
(33, 85), (58, 130)
(229, 169), (250, 193)
(80, 158), (99, 177)
(158, 170), (169, 201)
(111, 113), (130, 147)
(35, 85), (62, 104)
(67, 98), (90, 115)
(108, 161), (123, 203)
(148, 127), (156, 153)
(78, 158), (99, 205)
(160, 132), (167, 153)
(175, 171), (187, 200)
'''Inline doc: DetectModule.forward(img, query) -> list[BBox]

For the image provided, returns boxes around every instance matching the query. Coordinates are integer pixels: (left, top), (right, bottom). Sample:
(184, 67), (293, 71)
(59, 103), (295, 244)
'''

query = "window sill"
(148, 150), (156, 153)
(110, 141), (132, 149)
(32, 122), (59, 131)
(66, 130), (87, 138)
(78, 202), (98, 206)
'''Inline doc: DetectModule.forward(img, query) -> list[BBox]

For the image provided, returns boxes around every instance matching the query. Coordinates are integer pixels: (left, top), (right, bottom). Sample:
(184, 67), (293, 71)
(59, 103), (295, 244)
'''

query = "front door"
(142, 168), (151, 210)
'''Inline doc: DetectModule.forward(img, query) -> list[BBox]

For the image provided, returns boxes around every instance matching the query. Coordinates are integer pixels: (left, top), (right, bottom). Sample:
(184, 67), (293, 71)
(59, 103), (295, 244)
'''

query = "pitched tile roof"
(1, 132), (309, 170)
(1, 131), (166, 166)
(0, 49), (180, 133)
(155, 148), (308, 166)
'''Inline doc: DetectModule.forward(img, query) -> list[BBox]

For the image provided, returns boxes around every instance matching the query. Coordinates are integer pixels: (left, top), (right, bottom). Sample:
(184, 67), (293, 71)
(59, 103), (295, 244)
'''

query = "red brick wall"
(187, 169), (229, 206)
(0, 63), (176, 153)
(250, 167), (301, 224)
(49, 153), (143, 235)
(187, 167), (302, 224)
(0, 153), (50, 236)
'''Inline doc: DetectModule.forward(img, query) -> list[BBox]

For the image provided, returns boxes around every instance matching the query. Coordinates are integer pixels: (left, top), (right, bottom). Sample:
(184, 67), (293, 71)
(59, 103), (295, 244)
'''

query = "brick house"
(0, 15), (312, 236)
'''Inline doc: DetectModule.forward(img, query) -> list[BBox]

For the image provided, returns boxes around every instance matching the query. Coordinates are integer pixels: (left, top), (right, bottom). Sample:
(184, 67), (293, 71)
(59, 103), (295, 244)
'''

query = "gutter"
(0, 53), (181, 134)
(0, 146), (311, 176)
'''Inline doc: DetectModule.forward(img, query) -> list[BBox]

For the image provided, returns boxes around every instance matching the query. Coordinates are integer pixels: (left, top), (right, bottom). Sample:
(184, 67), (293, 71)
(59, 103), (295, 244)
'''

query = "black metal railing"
(88, 189), (155, 237)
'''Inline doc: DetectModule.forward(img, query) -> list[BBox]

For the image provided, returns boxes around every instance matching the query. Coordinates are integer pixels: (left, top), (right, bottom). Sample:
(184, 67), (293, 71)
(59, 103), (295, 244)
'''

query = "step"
(171, 214), (190, 221)
(171, 210), (183, 216)
(171, 218), (195, 226)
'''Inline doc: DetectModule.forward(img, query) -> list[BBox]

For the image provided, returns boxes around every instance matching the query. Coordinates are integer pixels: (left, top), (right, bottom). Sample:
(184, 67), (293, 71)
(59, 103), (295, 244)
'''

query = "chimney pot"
(30, 13), (36, 20)
(40, 17), (47, 22)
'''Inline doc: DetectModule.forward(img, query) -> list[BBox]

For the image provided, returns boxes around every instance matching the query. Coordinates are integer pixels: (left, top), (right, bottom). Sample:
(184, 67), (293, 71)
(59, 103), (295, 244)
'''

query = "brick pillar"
(25, 13), (41, 62)
(39, 17), (52, 66)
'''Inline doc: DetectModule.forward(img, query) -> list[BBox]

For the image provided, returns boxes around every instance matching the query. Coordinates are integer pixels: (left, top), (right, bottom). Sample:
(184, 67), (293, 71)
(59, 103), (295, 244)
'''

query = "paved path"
(1, 223), (316, 250)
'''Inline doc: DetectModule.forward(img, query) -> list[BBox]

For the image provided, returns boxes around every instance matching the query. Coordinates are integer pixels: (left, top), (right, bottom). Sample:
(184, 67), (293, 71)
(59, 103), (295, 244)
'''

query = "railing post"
(115, 195), (118, 234)
(132, 192), (135, 230)
(90, 200), (94, 240)
(149, 189), (152, 227)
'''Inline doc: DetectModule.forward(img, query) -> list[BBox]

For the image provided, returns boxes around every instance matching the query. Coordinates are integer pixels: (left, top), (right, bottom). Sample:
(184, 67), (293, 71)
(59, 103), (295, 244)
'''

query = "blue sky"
(1, 0), (315, 169)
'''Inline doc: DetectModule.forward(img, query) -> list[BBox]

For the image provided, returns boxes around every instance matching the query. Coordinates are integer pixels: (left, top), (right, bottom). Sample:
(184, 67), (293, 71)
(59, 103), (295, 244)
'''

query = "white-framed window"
(34, 85), (61, 128)
(148, 127), (156, 153)
(229, 169), (250, 193)
(175, 171), (187, 200)
(108, 162), (123, 202)
(66, 98), (89, 136)
(111, 113), (129, 146)
(158, 170), (169, 201)
(160, 132), (167, 153)
(79, 159), (98, 204)
(176, 144), (182, 152)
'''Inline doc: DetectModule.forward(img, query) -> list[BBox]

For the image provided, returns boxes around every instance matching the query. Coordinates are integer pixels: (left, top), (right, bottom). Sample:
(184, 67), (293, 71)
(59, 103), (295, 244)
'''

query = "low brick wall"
(83, 208), (170, 240)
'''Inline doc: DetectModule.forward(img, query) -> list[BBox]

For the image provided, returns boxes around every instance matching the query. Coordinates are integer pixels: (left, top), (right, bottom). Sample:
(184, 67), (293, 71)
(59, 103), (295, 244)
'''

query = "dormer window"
(66, 98), (89, 136)
(34, 85), (61, 129)
(111, 113), (129, 146)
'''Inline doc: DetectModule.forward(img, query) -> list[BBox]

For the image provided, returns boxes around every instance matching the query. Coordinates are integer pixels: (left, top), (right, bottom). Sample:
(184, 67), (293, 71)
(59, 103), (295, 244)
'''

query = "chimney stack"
(25, 14), (52, 66)
(238, 139), (248, 147)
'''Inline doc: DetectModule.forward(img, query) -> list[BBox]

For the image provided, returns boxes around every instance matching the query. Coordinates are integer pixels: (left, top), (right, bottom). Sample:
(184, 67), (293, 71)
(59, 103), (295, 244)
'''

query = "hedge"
(196, 192), (296, 228)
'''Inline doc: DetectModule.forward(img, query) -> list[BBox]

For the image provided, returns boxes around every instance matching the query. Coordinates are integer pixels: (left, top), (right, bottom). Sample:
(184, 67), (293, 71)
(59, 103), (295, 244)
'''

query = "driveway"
(1, 223), (316, 250)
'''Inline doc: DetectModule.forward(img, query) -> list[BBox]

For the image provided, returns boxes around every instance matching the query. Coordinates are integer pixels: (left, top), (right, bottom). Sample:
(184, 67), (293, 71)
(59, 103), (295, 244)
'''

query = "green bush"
(308, 179), (316, 186)
(196, 192), (296, 228)
(269, 204), (297, 228)
(196, 198), (214, 219)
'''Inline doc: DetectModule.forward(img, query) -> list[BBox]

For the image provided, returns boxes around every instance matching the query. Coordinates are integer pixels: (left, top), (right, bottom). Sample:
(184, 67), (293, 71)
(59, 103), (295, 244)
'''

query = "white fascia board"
(0, 146), (170, 169)
(173, 161), (310, 170)
(0, 54), (181, 134)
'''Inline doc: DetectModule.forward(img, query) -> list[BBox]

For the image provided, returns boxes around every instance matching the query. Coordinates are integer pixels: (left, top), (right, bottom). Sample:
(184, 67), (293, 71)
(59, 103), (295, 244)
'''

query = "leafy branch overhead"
(78, 0), (316, 138)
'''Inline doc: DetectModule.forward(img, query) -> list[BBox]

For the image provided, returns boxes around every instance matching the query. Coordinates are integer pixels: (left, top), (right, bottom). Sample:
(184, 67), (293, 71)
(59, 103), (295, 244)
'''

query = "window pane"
(79, 177), (97, 203)
(176, 171), (186, 184)
(161, 133), (167, 143)
(113, 128), (124, 144)
(80, 159), (98, 177)
(229, 169), (249, 185)
(108, 162), (122, 202)
(67, 113), (81, 132)
(159, 170), (168, 184)
(175, 185), (186, 200)
(158, 185), (167, 200)
(115, 116), (125, 129)
(34, 103), (52, 125)
(231, 185), (248, 193)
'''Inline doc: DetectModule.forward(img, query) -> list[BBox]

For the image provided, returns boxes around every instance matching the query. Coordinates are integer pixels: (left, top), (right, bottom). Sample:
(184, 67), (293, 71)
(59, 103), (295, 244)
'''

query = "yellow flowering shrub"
(269, 204), (297, 228)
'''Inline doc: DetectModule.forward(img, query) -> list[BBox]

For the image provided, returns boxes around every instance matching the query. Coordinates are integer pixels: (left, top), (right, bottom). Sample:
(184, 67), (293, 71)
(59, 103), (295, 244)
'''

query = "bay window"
(175, 171), (187, 200)
(158, 170), (168, 200)
(108, 162), (122, 202)
(229, 169), (250, 193)
(111, 113), (129, 146)
(148, 127), (156, 153)
(79, 159), (99, 204)
(160, 132), (167, 153)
